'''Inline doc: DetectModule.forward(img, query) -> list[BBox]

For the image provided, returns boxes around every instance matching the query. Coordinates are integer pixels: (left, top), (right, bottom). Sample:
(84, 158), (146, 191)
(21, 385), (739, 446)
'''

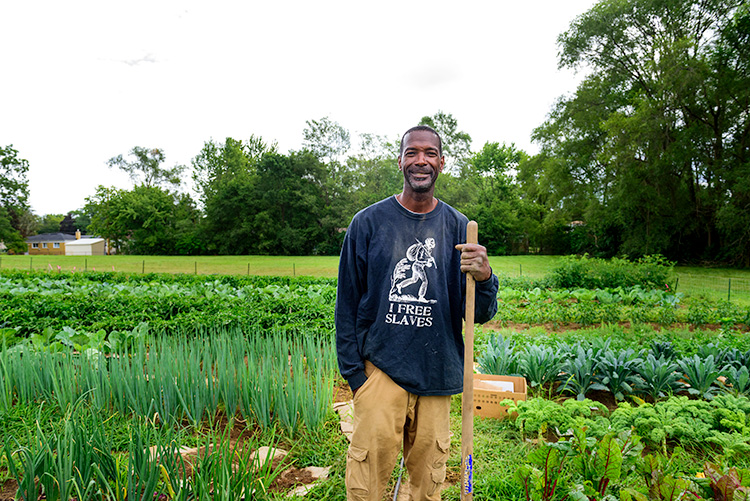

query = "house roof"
(65, 238), (105, 246)
(26, 233), (78, 243)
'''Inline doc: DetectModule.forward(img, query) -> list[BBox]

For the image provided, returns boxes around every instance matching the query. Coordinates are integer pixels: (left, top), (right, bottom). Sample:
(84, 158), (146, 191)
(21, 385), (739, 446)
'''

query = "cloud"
(408, 64), (461, 90)
(116, 53), (158, 67)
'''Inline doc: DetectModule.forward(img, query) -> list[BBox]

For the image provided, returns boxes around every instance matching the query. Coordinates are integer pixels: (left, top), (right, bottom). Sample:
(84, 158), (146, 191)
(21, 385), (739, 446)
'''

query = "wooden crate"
(472, 374), (527, 419)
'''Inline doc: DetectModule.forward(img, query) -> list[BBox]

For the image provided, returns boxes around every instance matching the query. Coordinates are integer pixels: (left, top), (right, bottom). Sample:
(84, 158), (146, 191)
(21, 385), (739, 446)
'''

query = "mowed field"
(2, 254), (750, 303)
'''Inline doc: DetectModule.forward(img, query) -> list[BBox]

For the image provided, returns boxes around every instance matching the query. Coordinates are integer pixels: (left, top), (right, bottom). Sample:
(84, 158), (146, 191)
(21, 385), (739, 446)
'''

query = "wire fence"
(674, 273), (750, 304)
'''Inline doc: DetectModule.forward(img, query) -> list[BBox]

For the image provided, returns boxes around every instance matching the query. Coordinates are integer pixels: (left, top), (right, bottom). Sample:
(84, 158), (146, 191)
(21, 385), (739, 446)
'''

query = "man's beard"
(405, 170), (437, 193)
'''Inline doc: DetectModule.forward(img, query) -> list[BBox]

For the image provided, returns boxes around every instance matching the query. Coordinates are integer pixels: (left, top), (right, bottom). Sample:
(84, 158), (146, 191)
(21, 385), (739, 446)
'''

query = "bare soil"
(269, 466), (315, 492)
(334, 381), (354, 403)
(0, 478), (17, 501)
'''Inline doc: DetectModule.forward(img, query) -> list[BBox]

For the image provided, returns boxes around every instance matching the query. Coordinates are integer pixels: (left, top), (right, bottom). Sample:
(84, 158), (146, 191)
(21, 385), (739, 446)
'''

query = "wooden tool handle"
(461, 220), (477, 500)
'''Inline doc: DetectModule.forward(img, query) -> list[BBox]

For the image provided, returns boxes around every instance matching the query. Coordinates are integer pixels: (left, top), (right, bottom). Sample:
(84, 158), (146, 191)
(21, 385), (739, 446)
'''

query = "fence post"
(142, 260), (145, 274)
(293, 263), (296, 277)
(85, 258), (87, 272)
(674, 276), (679, 292)
(195, 261), (197, 275)
(247, 263), (250, 276)
(728, 278), (731, 302)
(520, 264), (522, 277)
(30, 257), (32, 271)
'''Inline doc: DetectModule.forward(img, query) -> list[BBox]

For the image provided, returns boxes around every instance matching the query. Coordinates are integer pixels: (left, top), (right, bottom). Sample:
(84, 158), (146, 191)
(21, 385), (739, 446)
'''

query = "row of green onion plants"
(478, 334), (750, 402)
(3, 411), (284, 501)
(0, 327), (337, 435)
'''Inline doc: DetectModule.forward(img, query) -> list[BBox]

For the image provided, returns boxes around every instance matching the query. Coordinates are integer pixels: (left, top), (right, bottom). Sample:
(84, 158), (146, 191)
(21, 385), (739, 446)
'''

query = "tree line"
(1, 0), (748, 265)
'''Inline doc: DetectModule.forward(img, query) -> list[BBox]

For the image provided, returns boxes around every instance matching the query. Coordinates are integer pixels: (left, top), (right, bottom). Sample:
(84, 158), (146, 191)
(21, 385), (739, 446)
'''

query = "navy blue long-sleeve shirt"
(335, 196), (499, 396)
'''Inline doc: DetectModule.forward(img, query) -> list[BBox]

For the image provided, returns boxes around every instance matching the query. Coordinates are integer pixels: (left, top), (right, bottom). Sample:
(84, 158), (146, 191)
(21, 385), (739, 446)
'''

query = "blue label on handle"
(463, 454), (473, 494)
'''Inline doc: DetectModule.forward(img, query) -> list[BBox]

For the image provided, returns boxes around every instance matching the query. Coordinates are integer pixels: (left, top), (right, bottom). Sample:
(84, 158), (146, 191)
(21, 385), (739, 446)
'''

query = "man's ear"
(397, 156), (403, 171)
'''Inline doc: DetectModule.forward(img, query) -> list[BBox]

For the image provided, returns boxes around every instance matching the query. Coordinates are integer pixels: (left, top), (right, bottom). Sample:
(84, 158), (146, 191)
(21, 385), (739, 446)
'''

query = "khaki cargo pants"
(346, 360), (451, 500)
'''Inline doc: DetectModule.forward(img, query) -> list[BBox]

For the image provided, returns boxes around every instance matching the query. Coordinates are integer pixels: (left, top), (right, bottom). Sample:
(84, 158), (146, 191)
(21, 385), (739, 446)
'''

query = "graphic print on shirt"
(389, 237), (438, 304)
(385, 238), (437, 327)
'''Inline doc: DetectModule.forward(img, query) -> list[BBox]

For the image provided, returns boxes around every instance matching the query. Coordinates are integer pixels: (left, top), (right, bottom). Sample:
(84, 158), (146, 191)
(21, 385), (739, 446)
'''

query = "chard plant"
(636, 354), (684, 401)
(703, 462), (750, 501)
(555, 428), (643, 500)
(620, 453), (703, 501)
(515, 443), (570, 501)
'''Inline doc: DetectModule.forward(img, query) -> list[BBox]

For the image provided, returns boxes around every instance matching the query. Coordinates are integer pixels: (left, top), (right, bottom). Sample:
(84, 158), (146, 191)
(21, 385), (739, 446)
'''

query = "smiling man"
(335, 125), (499, 500)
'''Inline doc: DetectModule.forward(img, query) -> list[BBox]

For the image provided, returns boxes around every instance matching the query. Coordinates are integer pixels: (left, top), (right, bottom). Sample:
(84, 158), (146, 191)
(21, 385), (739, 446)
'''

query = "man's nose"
(415, 152), (427, 164)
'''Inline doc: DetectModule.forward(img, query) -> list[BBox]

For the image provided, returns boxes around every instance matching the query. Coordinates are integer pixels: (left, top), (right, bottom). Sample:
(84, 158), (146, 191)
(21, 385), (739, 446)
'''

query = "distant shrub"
(496, 274), (555, 291)
(549, 254), (675, 290)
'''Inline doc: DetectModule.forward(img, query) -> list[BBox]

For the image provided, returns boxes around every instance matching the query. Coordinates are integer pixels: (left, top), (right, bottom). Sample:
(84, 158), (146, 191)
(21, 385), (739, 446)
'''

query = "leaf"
(595, 434), (623, 484)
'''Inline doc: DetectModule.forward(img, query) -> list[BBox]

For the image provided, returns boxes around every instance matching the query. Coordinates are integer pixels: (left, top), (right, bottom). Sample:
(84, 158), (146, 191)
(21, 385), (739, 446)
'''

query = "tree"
(533, 0), (750, 262)
(460, 143), (531, 254)
(37, 214), (65, 234)
(191, 136), (276, 208)
(302, 117), (351, 164)
(0, 145), (30, 208)
(107, 147), (186, 188)
(86, 185), (201, 255)
(0, 207), (26, 254)
(418, 111), (472, 172)
(85, 186), (128, 254)
(252, 151), (333, 255)
(346, 133), (401, 211)
(0, 145), (31, 251)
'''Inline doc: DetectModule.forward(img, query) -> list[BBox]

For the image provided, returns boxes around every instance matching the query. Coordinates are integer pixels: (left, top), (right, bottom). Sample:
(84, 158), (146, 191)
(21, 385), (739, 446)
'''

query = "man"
(336, 125), (499, 500)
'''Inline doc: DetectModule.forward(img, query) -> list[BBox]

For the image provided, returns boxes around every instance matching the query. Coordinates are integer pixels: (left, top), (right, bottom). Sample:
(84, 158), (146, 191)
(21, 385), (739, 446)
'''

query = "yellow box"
(473, 374), (527, 419)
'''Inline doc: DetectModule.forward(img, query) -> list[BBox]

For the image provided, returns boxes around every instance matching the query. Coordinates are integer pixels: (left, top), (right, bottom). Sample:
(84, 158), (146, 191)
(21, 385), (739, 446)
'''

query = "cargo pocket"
(346, 444), (370, 500)
(428, 437), (451, 496)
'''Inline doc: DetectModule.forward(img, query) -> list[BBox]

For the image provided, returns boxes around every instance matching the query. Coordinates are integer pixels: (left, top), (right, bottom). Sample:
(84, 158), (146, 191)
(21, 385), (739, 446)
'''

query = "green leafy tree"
(107, 147), (185, 188)
(534, 0), (750, 262)
(302, 117), (351, 164)
(0, 207), (26, 253)
(193, 136), (273, 254)
(87, 185), (201, 255)
(191, 136), (276, 207)
(459, 142), (532, 254)
(418, 111), (472, 172)
(252, 151), (335, 255)
(37, 214), (65, 234)
(0, 145), (29, 208)
(85, 186), (129, 254)
(0, 145), (31, 251)
(345, 133), (401, 212)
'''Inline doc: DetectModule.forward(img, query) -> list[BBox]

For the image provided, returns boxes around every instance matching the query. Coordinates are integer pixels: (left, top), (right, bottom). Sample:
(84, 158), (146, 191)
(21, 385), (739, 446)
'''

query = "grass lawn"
(0, 255), (342, 278)
(1, 254), (561, 279)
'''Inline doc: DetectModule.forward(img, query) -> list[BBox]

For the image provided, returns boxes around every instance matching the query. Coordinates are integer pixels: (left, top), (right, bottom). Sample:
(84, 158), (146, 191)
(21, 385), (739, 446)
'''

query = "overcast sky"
(1, 0), (596, 216)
